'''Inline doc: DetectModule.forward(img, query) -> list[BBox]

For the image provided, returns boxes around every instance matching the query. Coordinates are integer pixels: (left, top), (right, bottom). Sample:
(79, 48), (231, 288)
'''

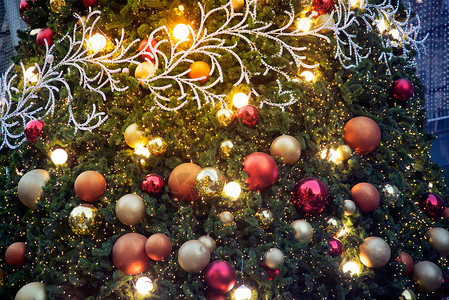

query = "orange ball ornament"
(344, 116), (381, 155)
(188, 61), (210, 84)
(351, 182), (380, 213)
(398, 251), (414, 275)
(145, 233), (172, 261)
(5, 242), (26, 268)
(74, 171), (107, 202)
(112, 233), (151, 275)
(168, 163), (202, 202)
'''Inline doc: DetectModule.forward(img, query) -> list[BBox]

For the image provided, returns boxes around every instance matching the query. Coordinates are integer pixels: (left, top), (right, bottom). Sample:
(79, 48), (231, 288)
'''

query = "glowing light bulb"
(51, 149), (68, 165)
(300, 71), (315, 82)
(343, 261), (360, 275)
(135, 147), (150, 157)
(389, 29), (400, 40)
(349, 0), (359, 7)
(88, 33), (107, 52)
(234, 284), (252, 300)
(135, 276), (153, 295)
(25, 67), (39, 83)
(336, 225), (348, 237)
(224, 182), (241, 200)
(320, 149), (339, 163)
(173, 24), (190, 41)
(178, 5), (184, 12)
(376, 19), (387, 34)
(297, 18), (312, 32)
(232, 92), (249, 109)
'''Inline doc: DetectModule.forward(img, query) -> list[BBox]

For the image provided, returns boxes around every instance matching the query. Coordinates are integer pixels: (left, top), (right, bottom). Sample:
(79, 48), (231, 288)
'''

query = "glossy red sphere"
(291, 178), (330, 216)
(392, 78), (414, 102)
(19, 0), (34, 20)
(141, 174), (165, 197)
(138, 38), (158, 61)
(24, 119), (45, 142)
(82, 0), (99, 7)
(243, 152), (278, 191)
(36, 28), (54, 47)
(420, 193), (445, 219)
(204, 261), (236, 293)
(329, 238), (344, 257)
(266, 267), (280, 280)
(311, 0), (335, 15)
(237, 105), (260, 128)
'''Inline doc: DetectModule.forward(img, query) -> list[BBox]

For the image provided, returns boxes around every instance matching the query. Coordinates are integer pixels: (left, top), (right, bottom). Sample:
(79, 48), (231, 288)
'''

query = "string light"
(320, 149), (339, 163)
(135, 276), (154, 294)
(336, 225), (348, 237)
(342, 261), (360, 275)
(234, 284), (252, 300)
(88, 33), (107, 52)
(232, 92), (249, 108)
(224, 182), (241, 199)
(25, 67), (38, 83)
(297, 18), (312, 32)
(376, 19), (387, 34)
(135, 147), (150, 157)
(173, 24), (190, 41)
(51, 149), (68, 165)
(300, 71), (315, 82)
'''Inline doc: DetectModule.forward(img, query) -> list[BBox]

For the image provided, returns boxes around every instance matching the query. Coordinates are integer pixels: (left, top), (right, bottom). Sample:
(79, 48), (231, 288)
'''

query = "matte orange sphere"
(5, 242), (26, 268)
(398, 251), (414, 275)
(188, 61), (211, 84)
(168, 163), (202, 202)
(112, 233), (151, 275)
(351, 182), (380, 213)
(344, 116), (381, 155)
(145, 233), (172, 261)
(74, 171), (107, 202)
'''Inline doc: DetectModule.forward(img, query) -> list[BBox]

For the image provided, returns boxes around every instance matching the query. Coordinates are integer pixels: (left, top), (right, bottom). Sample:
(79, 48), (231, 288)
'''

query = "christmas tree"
(1, 0), (448, 298)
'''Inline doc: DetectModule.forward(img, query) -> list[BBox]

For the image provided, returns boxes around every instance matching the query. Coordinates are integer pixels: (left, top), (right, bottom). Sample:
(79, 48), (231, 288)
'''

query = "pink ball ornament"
(204, 261), (236, 293)
(291, 178), (330, 216)
(329, 238), (344, 257)
(243, 152), (278, 191)
(392, 78), (414, 102)
(36, 28), (54, 47)
(24, 119), (45, 142)
(19, 0), (34, 22)
(420, 193), (445, 219)
(82, 0), (99, 7)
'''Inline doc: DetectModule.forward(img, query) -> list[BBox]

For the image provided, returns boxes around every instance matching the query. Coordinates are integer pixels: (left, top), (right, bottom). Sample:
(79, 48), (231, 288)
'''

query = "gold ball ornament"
(219, 139), (235, 159)
(115, 194), (146, 225)
(263, 248), (285, 270)
(169, 163), (202, 202)
(145, 233), (172, 261)
(198, 236), (216, 253)
(188, 61), (210, 84)
(218, 211), (234, 224)
(400, 289), (416, 300)
(147, 136), (167, 155)
(315, 14), (335, 34)
(178, 240), (211, 273)
(290, 220), (313, 243)
(426, 227), (449, 257)
(344, 199), (356, 215)
(412, 261), (442, 292)
(195, 167), (225, 197)
(135, 61), (155, 80)
(270, 135), (301, 165)
(216, 108), (235, 127)
(232, 0), (245, 11)
(49, 0), (65, 13)
(337, 145), (352, 161)
(14, 282), (47, 300)
(124, 123), (147, 149)
(256, 208), (274, 228)
(359, 237), (391, 268)
(17, 169), (50, 209)
(69, 204), (101, 235)
(74, 170), (107, 202)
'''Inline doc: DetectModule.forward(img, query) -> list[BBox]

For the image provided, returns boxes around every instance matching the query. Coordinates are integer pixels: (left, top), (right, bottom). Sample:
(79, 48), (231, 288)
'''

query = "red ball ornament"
(392, 78), (414, 102)
(265, 266), (280, 280)
(397, 251), (414, 275)
(24, 119), (45, 142)
(237, 105), (260, 128)
(344, 116), (381, 155)
(329, 238), (344, 257)
(138, 38), (158, 61)
(112, 233), (151, 275)
(204, 261), (236, 293)
(141, 174), (165, 197)
(311, 0), (335, 15)
(291, 178), (330, 216)
(243, 152), (278, 191)
(420, 193), (445, 219)
(5, 242), (26, 268)
(82, 0), (99, 7)
(19, 0), (34, 21)
(36, 28), (54, 47)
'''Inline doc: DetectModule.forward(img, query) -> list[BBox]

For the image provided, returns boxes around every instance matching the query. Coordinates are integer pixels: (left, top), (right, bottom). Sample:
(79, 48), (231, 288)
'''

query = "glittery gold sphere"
(270, 135), (301, 165)
(115, 194), (146, 225)
(17, 169), (50, 209)
(232, 0), (245, 11)
(216, 108), (235, 127)
(337, 145), (352, 161)
(219, 140), (235, 159)
(426, 227), (449, 257)
(263, 248), (285, 270)
(147, 136), (167, 155)
(400, 289), (416, 300)
(15, 282), (47, 300)
(290, 220), (313, 243)
(69, 204), (101, 235)
(196, 167), (225, 197)
(344, 200), (356, 215)
(49, 0), (65, 13)
(381, 184), (400, 205)
(359, 237), (391, 268)
(178, 240), (211, 273)
(412, 261), (442, 292)
(256, 208), (274, 228)
(218, 211), (234, 224)
(124, 123), (147, 149)
(198, 236), (216, 253)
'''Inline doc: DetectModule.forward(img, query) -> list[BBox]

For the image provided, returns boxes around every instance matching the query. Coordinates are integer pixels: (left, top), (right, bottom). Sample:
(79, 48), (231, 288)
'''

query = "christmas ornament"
(270, 135), (301, 165)
(426, 227), (449, 257)
(329, 238), (344, 257)
(237, 105), (260, 128)
(234, 284), (252, 300)
(74, 170), (107, 202)
(444, 208), (449, 218)
(51, 148), (68, 165)
(351, 182), (380, 213)
(135, 61), (156, 80)
(196, 167), (225, 197)
(291, 220), (313, 243)
(242, 152), (278, 191)
(17, 169), (50, 209)
(15, 282), (47, 300)
(412, 261), (442, 292)
(232, 0), (245, 11)
(315, 14), (335, 34)
(398, 251), (414, 275)
(205, 260), (236, 293)
(219, 140), (235, 159)
(344, 199), (356, 215)
(263, 248), (285, 270)
(419, 193), (445, 219)
(392, 78), (414, 101)
(69, 204), (101, 235)
(337, 145), (352, 161)
(400, 289), (416, 300)
(325, 217), (344, 236)
(112, 233), (151, 275)
(115, 194), (146, 226)
(216, 108), (235, 128)
(145, 233), (172, 261)
(178, 240), (211, 273)
(5, 242), (26, 268)
(82, 0), (98, 7)
(188, 61), (211, 84)
(49, 0), (65, 13)
(266, 268), (280, 280)
(138, 38), (158, 61)
(147, 136), (167, 155)
(19, 0), (34, 21)
(311, 0), (335, 15)
(381, 184), (400, 205)
(359, 237), (391, 268)
(141, 174), (165, 197)
(24, 119), (45, 142)
(256, 208), (274, 228)
(36, 28), (55, 47)
(344, 116), (381, 155)
(124, 123), (148, 148)
(232, 92), (249, 108)
(291, 178), (330, 216)
(218, 211), (234, 224)
(135, 276), (154, 294)
(198, 236), (216, 253)
(223, 181), (241, 200)
(168, 163), (202, 202)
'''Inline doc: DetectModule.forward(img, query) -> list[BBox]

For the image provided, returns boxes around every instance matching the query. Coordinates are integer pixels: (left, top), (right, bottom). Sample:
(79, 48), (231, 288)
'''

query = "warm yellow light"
(234, 284), (252, 300)
(349, 0), (360, 7)
(300, 71), (315, 82)
(135, 276), (153, 294)
(336, 225), (348, 237)
(88, 33), (107, 52)
(224, 182), (241, 199)
(135, 147), (150, 157)
(25, 67), (39, 83)
(173, 24), (190, 41)
(297, 18), (312, 32)
(51, 149), (68, 165)
(178, 5), (184, 12)
(376, 19), (387, 34)
(343, 261), (360, 275)
(389, 29), (400, 40)
(232, 92), (249, 109)
(320, 149), (339, 163)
